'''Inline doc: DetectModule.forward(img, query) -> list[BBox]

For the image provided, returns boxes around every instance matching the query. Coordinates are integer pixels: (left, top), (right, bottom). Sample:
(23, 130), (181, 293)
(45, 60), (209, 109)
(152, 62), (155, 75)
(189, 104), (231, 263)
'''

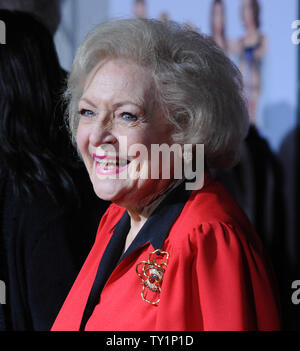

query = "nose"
(89, 115), (117, 147)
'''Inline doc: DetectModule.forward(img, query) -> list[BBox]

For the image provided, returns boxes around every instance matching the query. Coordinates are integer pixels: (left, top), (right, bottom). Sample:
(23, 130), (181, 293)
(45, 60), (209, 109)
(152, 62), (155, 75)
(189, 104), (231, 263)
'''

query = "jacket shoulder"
(169, 178), (262, 252)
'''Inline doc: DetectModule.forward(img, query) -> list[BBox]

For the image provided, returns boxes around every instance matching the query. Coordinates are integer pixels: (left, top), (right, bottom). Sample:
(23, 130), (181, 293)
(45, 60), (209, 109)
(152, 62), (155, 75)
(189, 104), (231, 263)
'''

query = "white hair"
(66, 18), (249, 169)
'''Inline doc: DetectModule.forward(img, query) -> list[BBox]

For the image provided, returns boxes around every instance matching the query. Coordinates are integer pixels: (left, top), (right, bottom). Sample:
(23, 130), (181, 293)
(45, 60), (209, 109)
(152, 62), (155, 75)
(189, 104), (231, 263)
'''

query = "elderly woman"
(52, 19), (280, 331)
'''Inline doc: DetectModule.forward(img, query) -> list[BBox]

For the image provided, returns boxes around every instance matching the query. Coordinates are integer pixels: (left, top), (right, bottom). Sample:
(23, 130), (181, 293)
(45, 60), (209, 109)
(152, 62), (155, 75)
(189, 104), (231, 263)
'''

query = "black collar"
(118, 180), (191, 262)
(79, 180), (191, 330)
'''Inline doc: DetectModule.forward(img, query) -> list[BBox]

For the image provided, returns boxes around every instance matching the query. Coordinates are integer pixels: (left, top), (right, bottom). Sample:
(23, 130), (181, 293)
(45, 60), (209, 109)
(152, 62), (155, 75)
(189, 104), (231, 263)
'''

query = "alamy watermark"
(0, 280), (5, 304)
(93, 138), (205, 191)
(291, 20), (300, 44)
(0, 20), (6, 45)
(291, 280), (300, 305)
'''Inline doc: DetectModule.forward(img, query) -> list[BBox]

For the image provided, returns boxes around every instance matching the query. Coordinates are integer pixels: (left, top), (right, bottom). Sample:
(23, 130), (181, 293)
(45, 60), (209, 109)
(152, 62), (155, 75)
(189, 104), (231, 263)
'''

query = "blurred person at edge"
(210, 0), (242, 57)
(133, 0), (147, 18)
(210, 0), (227, 52)
(51, 19), (281, 331)
(238, 0), (267, 125)
(0, 0), (61, 37)
(0, 10), (108, 331)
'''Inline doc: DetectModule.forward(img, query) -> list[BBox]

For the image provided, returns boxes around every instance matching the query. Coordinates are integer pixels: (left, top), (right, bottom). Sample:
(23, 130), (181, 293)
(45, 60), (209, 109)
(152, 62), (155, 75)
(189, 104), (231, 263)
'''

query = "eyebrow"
(79, 97), (98, 108)
(79, 97), (145, 110)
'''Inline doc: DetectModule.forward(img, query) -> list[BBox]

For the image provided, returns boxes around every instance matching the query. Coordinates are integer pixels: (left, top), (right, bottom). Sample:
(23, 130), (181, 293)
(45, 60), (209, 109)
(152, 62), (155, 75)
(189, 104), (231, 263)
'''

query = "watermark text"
(0, 20), (6, 45)
(291, 280), (300, 305)
(93, 138), (205, 191)
(291, 20), (300, 44)
(0, 280), (6, 304)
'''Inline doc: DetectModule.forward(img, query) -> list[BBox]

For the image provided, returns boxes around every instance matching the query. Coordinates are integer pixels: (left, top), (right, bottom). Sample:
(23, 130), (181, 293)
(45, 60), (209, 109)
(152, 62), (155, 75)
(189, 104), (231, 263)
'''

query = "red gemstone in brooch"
(136, 249), (169, 305)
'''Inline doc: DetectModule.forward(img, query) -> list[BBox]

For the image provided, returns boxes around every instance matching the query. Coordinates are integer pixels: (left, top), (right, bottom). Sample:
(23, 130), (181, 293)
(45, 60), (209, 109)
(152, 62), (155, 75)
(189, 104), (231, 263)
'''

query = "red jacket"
(52, 173), (281, 331)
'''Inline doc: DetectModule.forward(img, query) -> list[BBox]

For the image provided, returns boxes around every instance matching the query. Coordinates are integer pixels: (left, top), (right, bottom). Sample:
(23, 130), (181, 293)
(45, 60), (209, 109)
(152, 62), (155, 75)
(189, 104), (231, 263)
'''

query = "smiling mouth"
(93, 154), (131, 173)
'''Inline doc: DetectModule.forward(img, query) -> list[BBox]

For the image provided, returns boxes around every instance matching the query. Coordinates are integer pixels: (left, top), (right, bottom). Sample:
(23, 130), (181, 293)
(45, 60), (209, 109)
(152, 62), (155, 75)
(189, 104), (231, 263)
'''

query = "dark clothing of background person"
(0, 10), (109, 330)
(0, 305), (5, 330)
(0, 169), (108, 331)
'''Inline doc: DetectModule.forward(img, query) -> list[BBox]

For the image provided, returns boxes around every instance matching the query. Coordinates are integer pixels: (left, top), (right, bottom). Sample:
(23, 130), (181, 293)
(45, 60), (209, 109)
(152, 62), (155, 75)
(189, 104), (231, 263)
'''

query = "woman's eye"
(79, 109), (94, 117)
(121, 112), (138, 122)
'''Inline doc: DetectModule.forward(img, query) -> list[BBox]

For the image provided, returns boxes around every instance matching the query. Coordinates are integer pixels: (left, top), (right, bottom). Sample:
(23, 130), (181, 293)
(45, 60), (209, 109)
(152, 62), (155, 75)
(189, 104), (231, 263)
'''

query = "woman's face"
(76, 59), (175, 209)
(242, 0), (256, 29)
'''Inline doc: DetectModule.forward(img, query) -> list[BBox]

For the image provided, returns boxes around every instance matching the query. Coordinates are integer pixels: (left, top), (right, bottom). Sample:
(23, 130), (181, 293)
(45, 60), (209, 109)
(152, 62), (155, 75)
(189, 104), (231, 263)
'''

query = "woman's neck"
(124, 179), (183, 249)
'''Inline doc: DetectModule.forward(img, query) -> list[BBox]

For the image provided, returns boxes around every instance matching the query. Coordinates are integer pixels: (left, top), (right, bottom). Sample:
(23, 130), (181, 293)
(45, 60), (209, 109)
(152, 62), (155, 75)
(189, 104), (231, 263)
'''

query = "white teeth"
(95, 158), (128, 169)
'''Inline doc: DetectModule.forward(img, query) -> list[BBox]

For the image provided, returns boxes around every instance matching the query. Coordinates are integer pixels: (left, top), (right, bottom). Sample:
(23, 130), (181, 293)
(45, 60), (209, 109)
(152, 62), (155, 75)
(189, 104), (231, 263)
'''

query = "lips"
(93, 153), (130, 175)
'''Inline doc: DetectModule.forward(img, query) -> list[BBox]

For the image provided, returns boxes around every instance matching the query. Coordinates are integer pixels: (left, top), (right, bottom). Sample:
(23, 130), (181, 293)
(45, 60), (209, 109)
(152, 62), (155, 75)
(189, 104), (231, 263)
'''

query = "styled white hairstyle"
(66, 18), (249, 168)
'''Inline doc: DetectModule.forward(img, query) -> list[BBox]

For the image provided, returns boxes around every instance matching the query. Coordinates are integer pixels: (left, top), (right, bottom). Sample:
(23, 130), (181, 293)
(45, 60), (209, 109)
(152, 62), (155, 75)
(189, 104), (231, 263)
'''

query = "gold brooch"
(136, 249), (169, 305)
